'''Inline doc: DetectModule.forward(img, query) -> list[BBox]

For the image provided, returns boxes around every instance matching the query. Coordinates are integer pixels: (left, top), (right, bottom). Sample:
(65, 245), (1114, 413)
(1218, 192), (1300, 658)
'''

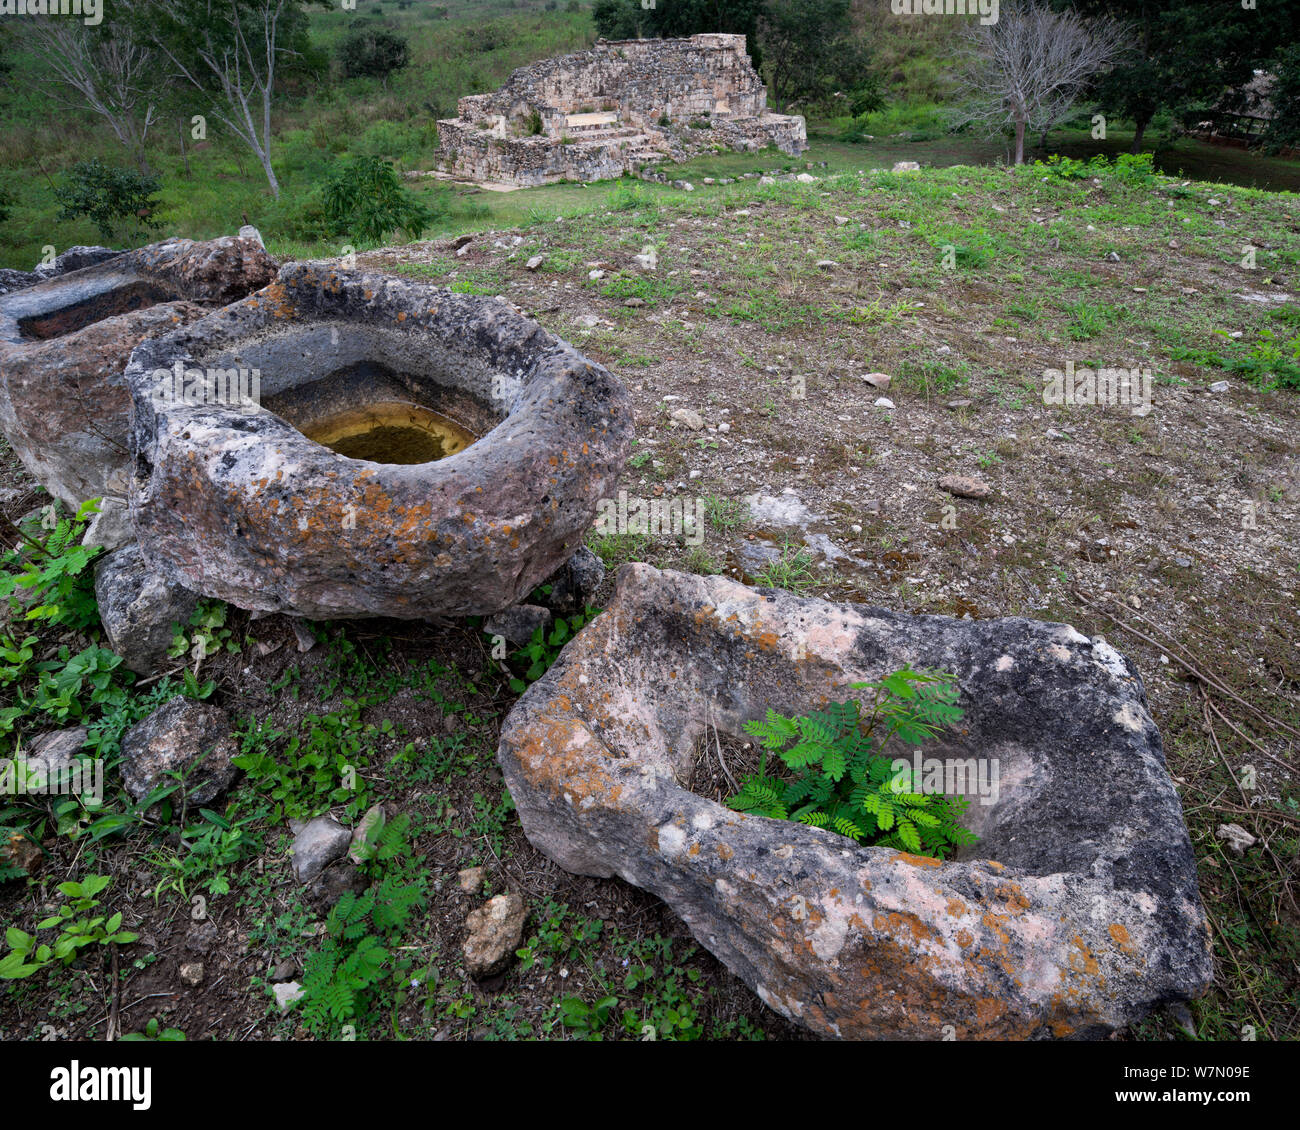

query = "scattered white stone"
(589, 269), (605, 280)
(669, 408), (705, 431)
(860, 372), (891, 390)
(1216, 823), (1256, 856)
(273, 982), (305, 1013)
(891, 161), (921, 172)
(1209, 381), (1230, 393)
(873, 397), (895, 409)
(525, 255), (544, 271)
(795, 173), (819, 183)
(833, 215), (850, 225)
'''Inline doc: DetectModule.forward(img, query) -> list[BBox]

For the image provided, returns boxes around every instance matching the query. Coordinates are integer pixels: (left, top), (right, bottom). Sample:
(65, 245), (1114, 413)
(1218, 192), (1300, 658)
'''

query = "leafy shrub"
(337, 28), (410, 81)
(53, 159), (163, 243)
(726, 666), (978, 859)
(1215, 307), (1300, 391)
(352, 119), (430, 163)
(1030, 152), (1157, 189)
(323, 155), (440, 245)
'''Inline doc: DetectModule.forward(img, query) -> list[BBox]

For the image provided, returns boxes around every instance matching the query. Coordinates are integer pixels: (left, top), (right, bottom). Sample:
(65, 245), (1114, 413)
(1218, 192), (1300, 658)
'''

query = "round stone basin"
(498, 564), (1213, 1040)
(123, 262), (634, 620)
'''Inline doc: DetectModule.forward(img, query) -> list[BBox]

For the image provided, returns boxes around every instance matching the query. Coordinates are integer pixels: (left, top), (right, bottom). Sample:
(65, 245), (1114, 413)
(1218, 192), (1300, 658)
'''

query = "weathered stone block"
(498, 565), (1213, 1040)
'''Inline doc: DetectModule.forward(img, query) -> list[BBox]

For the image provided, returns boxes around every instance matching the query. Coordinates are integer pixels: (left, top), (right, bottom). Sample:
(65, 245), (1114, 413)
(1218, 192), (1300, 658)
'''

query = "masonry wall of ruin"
(437, 34), (806, 187)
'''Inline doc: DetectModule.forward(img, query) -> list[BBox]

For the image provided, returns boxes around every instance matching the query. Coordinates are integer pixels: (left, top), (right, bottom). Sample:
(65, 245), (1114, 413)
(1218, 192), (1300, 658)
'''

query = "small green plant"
(167, 600), (241, 667)
(726, 667), (977, 859)
(232, 701), (387, 822)
(502, 609), (601, 694)
(704, 495), (749, 531)
(299, 874), (426, 1034)
(120, 1017), (186, 1041)
(0, 633), (38, 687)
(149, 807), (260, 899)
(751, 541), (816, 593)
(560, 994), (619, 1039)
(0, 875), (138, 979)
(0, 499), (103, 631)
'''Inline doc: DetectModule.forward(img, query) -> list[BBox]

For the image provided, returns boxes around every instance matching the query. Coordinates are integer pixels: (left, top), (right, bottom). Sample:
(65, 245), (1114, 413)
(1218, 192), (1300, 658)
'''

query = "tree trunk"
(178, 118), (191, 178)
(1131, 113), (1151, 153)
(258, 149), (280, 199)
(1014, 118), (1026, 165)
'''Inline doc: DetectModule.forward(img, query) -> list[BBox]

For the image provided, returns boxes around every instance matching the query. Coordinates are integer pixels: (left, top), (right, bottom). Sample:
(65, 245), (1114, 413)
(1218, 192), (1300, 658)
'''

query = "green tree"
(337, 28), (409, 83)
(758, 0), (875, 115)
(591, 0), (768, 68)
(1264, 45), (1300, 153)
(1061, 0), (1300, 152)
(54, 160), (164, 244)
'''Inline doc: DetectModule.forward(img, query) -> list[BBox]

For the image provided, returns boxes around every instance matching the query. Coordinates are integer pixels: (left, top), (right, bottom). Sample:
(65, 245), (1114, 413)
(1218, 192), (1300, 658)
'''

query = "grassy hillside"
(2, 1), (1298, 270)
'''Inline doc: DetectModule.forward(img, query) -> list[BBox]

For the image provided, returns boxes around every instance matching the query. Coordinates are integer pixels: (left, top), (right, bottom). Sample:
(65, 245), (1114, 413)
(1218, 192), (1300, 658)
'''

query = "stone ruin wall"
(438, 34), (806, 187)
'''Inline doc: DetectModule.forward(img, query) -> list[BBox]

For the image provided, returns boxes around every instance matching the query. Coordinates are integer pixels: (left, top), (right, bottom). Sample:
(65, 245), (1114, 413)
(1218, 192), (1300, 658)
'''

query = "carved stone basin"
(0, 234), (276, 518)
(498, 565), (1213, 1040)
(123, 262), (634, 620)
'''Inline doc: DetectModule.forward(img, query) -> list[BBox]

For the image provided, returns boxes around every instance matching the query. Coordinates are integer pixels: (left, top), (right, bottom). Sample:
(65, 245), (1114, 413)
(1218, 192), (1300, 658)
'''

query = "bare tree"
(23, 22), (160, 175)
(953, 0), (1131, 165)
(140, 0), (304, 199)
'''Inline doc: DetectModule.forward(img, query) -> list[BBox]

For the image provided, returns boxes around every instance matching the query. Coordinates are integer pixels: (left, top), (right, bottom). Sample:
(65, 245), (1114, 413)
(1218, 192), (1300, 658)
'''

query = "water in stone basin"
(262, 360), (485, 466)
(302, 400), (477, 464)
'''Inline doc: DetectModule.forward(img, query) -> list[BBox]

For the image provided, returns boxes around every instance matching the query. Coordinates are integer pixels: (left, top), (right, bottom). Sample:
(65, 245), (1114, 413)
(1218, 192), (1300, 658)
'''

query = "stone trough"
(0, 233), (277, 529)
(498, 565), (1213, 1039)
(123, 262), (634, 620)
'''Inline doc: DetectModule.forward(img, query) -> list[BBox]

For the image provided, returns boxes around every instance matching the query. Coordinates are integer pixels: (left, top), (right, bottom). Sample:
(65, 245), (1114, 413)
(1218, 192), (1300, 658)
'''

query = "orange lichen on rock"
(891, 852), (943, 869)
(1069, 936), (1100, 976)
(1108, 923), (1137, 955)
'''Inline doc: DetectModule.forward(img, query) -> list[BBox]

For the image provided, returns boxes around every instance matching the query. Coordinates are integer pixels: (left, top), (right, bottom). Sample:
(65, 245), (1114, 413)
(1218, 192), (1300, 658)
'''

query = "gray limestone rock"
(497, 564), (1213, 1040)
